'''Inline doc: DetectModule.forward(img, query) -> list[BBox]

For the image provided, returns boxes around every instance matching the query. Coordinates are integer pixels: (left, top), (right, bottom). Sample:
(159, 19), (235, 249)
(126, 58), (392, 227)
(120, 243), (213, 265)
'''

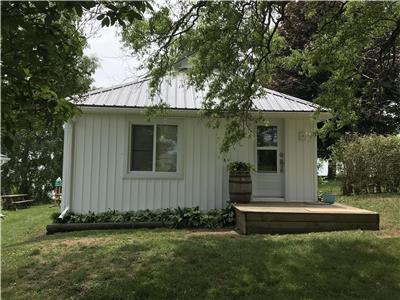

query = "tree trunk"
(327, 160), (336, 179)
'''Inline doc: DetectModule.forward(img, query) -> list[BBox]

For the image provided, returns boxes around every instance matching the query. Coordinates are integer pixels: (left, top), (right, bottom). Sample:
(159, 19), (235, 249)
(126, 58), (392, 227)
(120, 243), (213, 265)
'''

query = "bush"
(332, 135), (400, 195)
(52, 203), (236, 229)
(227, 161), (253, 173)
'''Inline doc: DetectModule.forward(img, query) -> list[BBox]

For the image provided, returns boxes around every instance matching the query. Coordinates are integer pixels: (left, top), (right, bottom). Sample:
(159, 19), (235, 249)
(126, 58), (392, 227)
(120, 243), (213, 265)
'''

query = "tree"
(1, 1), (151, 200)
(268, 2), (339, 178)
(122, 1), (400, 153)
(1, 1), (152, 147)
(270, 1), (400, 177)
(123, 1), (289, 152)
(1, 127), (64, 202)
(300, 1), (400, 134)
(1, 1), (94, 200)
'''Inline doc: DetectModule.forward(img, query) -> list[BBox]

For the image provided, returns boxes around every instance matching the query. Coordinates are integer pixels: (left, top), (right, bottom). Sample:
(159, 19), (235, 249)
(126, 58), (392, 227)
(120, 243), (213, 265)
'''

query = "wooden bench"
(1, 194), (34, 210)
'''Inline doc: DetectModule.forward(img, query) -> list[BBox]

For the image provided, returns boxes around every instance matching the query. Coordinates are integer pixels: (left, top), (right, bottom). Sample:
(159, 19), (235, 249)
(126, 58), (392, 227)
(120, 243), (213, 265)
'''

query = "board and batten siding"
(65, 113), (230, 213)
(62, 113), (317, 213)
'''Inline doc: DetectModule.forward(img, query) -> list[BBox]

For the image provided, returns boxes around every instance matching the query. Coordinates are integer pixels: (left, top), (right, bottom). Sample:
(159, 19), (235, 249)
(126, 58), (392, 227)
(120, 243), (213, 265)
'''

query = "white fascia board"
(79, 106), (332, 121)
(79, 106), (200, 117)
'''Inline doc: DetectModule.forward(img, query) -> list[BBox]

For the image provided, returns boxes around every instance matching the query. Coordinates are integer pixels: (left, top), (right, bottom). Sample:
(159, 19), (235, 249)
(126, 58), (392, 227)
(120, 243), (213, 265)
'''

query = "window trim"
(124, 118), (184, 179)
(256, 125), (280, 173)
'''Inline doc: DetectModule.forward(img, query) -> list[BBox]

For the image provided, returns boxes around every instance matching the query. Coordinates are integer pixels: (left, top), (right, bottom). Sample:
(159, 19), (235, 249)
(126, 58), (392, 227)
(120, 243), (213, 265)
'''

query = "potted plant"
(322, 192), (336, 204)
(227, 161), (253, 203)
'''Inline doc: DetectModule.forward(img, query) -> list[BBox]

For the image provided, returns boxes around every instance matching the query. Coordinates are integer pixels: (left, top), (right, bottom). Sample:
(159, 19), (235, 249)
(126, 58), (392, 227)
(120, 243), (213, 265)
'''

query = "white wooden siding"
(69, 114), (227, 212)
(65, 113), (317, 213)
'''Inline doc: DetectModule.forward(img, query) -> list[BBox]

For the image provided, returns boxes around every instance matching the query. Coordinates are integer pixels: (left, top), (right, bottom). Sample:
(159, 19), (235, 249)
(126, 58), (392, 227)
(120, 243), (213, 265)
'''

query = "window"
(256, 126), (278, 172)
(131, 125), (154, 171)
(130, 124), (178, 172)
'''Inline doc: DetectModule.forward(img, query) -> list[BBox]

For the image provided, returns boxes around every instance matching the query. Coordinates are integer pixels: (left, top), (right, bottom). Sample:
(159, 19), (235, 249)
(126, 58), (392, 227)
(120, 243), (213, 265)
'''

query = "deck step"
(234, 202), (379, 235)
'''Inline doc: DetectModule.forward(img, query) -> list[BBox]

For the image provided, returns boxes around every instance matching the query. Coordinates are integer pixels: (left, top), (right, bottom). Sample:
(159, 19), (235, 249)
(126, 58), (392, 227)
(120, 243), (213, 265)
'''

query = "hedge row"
(332, 135), (400, 195)
(52, 204), (236, 229)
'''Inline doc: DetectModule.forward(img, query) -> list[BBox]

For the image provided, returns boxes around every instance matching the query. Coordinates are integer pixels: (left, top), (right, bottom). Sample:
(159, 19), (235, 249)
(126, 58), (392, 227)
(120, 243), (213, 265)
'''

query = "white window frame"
(124, 118), (184, 179)
(256, 125), (280, 173)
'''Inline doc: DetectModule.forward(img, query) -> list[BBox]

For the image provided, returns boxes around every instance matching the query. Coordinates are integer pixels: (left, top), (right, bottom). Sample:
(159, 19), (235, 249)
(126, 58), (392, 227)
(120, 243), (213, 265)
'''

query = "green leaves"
(122, 1), (400, 153)
(1, 126), (65, 202)
(122, 2), (288, 152)
(1, 1), (97, 199)
(303, 1), (400, 137)
(332, 135), (400, 194)
(1, 1), (96, 147)
(101, 17), (110, 27)
(2, 1), (152, 148)
(53, 204), (236, 229)
(74, 4), (83, 18)
(1, 1), (153, 201)
(227, 161), (254, 173)
(96, 2), (151, 28)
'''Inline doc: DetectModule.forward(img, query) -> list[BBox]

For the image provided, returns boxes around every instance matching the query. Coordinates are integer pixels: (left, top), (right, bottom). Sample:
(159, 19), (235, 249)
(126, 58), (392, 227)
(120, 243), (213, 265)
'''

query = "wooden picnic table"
(1, 194), (34, 209)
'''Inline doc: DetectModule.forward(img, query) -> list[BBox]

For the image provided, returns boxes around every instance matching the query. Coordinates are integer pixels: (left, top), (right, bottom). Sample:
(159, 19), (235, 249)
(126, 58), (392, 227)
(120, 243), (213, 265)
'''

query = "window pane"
(257, 126), (278, 147)
(257, 150), (277, 172)
(131, 125), (154, 171)
(156, 125), (178, 172)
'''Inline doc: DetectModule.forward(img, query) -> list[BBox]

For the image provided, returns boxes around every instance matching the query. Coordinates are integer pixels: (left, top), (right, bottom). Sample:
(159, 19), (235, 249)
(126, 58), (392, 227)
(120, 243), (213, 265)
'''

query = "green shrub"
(52, 203), (236, 229)
(227, 161), (253, 173)
(332, 134), (400, 195)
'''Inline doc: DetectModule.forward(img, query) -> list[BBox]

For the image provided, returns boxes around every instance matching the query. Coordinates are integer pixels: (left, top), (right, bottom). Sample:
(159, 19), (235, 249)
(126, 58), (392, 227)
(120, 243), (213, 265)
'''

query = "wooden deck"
(234, 202), (379, 235)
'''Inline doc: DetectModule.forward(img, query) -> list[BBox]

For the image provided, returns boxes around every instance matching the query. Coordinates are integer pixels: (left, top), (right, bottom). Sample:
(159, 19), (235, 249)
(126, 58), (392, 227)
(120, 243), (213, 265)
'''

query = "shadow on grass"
(3, 233), (400, 300)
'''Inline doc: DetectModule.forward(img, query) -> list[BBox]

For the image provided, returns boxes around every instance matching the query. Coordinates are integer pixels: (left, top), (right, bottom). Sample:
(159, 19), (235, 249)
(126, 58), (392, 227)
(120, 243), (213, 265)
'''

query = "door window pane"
(257, 150), (277, 172)
(257, 126), (278, 147)
(156, 125), (178, 172)
(131, 125), (154, 171)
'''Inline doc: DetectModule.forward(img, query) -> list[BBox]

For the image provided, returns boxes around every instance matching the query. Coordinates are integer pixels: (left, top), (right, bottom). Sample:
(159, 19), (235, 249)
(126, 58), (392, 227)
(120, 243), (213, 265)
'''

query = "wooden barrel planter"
(229, 171), (252, 203)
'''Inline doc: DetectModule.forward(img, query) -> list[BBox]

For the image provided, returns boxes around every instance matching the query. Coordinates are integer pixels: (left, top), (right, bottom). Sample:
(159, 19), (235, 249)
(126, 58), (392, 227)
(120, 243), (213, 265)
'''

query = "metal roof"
(77, 76), (325, 112)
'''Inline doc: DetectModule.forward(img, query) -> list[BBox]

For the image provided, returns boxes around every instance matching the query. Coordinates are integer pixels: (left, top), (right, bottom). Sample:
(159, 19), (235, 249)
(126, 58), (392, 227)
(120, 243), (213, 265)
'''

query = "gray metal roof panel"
(78, 76), (326, 112)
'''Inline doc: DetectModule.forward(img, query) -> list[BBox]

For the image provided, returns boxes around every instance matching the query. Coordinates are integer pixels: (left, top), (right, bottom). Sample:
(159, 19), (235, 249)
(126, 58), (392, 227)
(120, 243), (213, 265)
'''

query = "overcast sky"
(83, 25), (143, 89)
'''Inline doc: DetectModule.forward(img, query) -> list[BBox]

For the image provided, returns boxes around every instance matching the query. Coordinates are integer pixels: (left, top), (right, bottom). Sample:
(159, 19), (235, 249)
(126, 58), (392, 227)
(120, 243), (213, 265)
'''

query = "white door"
(252, 122), (285, 201)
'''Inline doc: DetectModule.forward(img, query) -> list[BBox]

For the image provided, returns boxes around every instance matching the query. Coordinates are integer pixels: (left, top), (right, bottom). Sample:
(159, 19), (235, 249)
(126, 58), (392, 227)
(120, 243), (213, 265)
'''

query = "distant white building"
(62, 76), (330, 213)
(318, 159), (329, 176)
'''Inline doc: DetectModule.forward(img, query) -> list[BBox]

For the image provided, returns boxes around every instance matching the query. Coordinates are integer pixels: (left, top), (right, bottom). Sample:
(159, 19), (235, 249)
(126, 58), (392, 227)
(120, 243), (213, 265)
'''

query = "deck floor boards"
(234, 202), (379, 235)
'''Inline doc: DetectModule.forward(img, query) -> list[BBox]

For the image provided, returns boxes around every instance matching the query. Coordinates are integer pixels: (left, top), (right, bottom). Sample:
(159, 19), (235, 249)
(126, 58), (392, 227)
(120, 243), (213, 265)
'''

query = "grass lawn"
(2, 184), (400, 299)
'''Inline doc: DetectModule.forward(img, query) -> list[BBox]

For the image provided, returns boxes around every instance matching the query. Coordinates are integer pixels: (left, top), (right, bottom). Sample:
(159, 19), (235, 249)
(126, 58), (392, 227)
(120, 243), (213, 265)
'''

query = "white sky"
(83, 25), (143, 89)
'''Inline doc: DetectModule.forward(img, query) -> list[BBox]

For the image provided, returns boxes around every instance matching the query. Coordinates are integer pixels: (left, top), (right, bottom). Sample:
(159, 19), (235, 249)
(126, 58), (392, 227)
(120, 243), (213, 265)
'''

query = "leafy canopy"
(300, 1), (400, 134)
(1, 1), (152, 148)
(1, 1), (151, 199)
(122, 1), (400, 152)
(270, 1), (400, 160)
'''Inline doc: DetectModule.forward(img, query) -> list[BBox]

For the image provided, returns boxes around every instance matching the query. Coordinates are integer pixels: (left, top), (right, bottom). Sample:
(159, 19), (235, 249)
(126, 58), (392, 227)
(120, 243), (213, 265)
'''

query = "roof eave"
(78, 105), (331, 120)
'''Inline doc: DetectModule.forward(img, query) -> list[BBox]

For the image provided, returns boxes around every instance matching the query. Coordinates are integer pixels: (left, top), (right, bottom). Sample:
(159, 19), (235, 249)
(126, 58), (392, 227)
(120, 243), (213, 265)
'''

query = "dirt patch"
(185, 228), (239, 237)
(43, 236), (115, 250)
(375, 230), (400, 238)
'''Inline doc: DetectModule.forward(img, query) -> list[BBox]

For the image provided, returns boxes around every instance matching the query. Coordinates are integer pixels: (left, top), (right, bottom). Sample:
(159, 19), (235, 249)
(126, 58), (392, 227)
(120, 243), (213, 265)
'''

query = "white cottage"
(61, 76), (330, 213)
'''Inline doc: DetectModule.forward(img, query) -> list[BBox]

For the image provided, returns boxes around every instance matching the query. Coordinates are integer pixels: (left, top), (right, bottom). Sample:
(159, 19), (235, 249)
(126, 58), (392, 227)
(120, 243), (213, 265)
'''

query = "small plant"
(227, 161), (253, 173)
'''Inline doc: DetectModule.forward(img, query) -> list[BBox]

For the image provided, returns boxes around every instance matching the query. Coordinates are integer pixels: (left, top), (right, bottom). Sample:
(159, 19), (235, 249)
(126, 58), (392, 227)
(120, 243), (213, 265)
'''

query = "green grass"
(2, 187), (400, 300)
(319, 178), (342, 195)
